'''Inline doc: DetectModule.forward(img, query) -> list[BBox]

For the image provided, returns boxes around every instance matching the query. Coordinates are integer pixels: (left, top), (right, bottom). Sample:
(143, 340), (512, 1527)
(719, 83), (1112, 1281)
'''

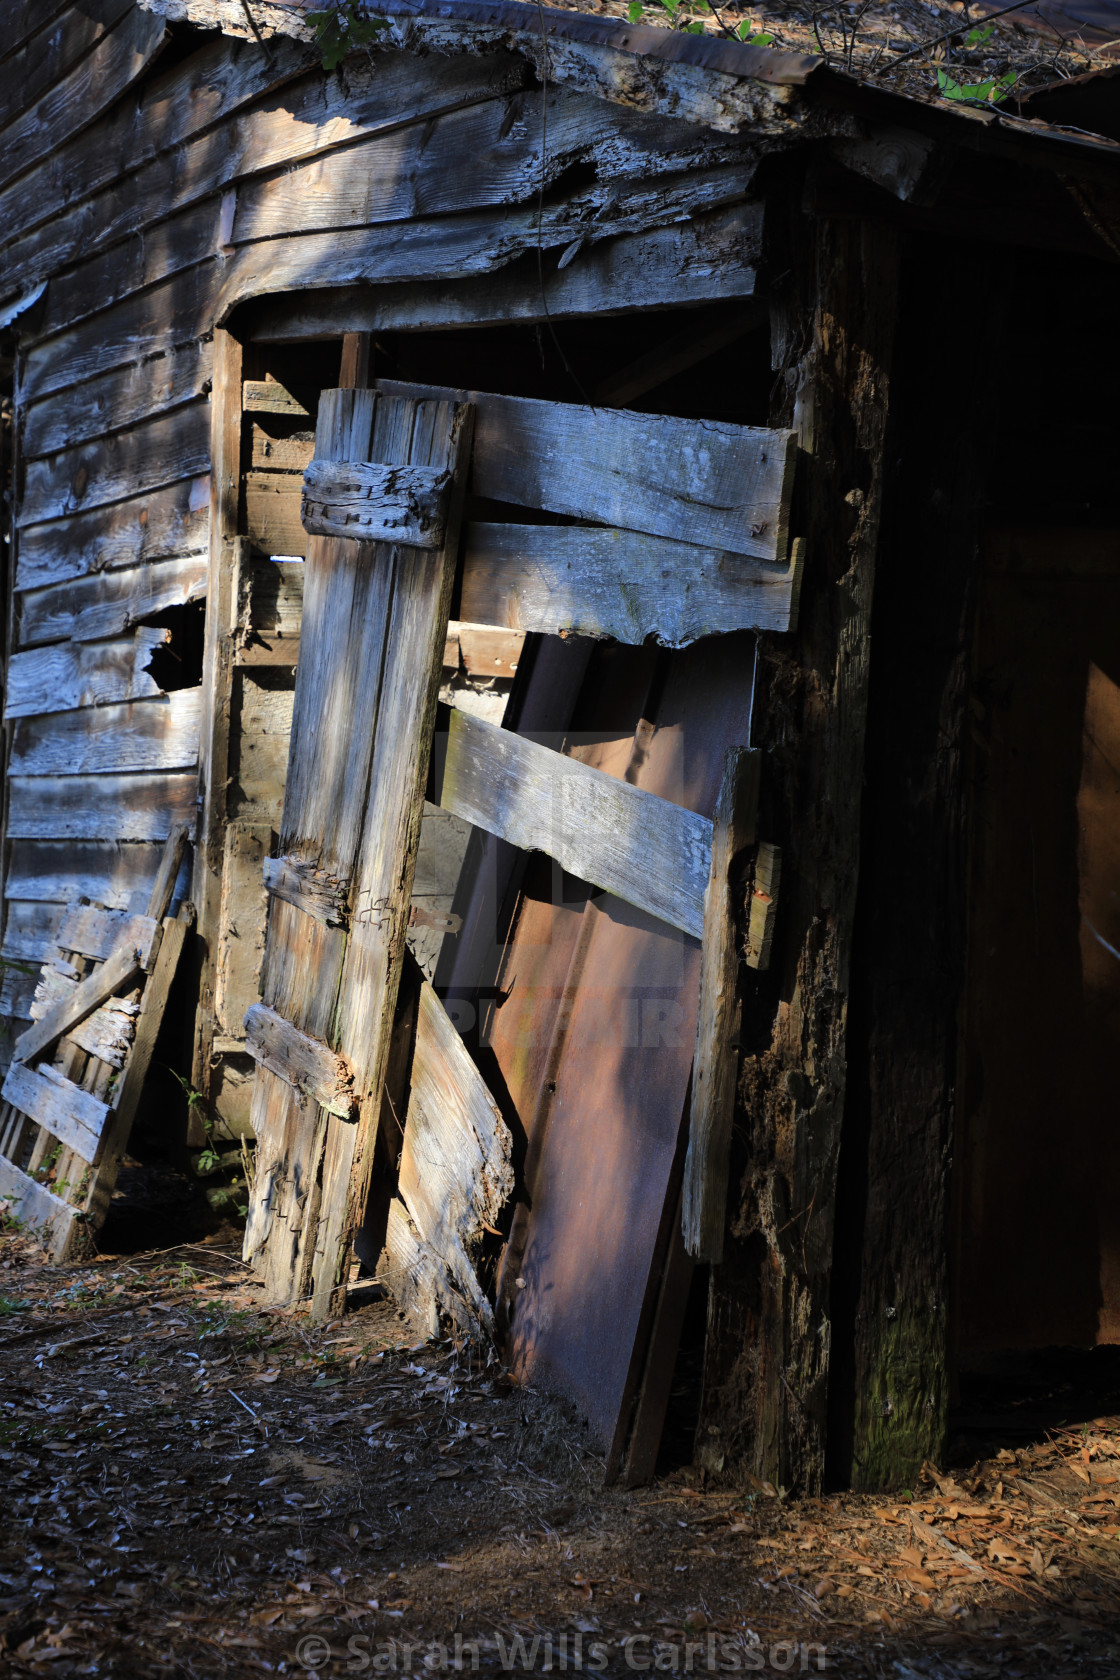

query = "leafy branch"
(306, 0), (390, 71)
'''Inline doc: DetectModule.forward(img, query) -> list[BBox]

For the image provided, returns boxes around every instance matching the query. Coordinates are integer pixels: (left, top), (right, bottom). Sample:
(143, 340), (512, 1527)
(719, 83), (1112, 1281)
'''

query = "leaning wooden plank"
(12, 938), (150, 1067)
(4, 631), (169, 721)
(15, 478), (209, 593)
(18, 556), (208, 649)
(441, 708), (713, 940)
(1, 902), (64, 964)
(381, 1198), (479, 1342)
(1, 52), (528, 316)
(262, 856), (349, 928)
(379, 383), (796, 563)
(681, 747), (761, 1262)
(5, 841), (183, 911)
(10, 692), (202, 776)
(22, 342), (214, 463)
(0, 1155), (76, 1255)
(54, 908), (160, 968)
(394, 981), (513, 1335)
(244, 1003), (355, 1119)
(0, 1064), (108, 1163)
(250, 202), (761, 340)
(19, 403), (211, 528)
(301, 460), (452, 547)
(145, 824), (192, 922)
(6, 774), (198, 842)
(461, 524), (800, 645)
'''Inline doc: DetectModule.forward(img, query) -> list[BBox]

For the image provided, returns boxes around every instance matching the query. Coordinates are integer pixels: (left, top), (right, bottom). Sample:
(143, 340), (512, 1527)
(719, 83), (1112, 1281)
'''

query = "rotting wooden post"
(192, 327), (243, 1140)
(698, 209), (900, 1493)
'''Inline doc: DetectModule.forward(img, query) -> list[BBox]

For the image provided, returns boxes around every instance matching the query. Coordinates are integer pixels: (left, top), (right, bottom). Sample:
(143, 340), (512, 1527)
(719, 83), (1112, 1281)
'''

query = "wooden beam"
(338, 331), (371, 390)
(681, 747), (760, 1262)
(460, 523), (801, 646)
(243, 1002), (356, 1119)
(301, 459), (452, 548)
(11, 936), (150, 1066)
(440, 707), (713, 940)
(0, 1062), (108, 1162)
(592, 300), (768, 407)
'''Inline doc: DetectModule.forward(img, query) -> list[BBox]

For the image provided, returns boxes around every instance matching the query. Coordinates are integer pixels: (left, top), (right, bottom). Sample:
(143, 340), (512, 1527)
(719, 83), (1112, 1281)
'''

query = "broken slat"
(11, 935), (152, 1067)
(262, 855), (349, 928)
(0, 1062), (108, 1162)
(393, 981), (514, 1334)
(18, 557), (209, 650)
(66, 998), (139, 1069)
(460, 523), (802, 645)
(301, 459), (453, 548)
(243, 1002), (356, 1120)
(243, 379), (310, 417)
(0, 1154), (76, 1253)
(681, 747), (761, 1263)
(378, 379), (797, 564)
(441, 707), (713, 940)
(4, 629), (169, 720)
(147, 823), (190, 922)
(54, 907), (160, 968)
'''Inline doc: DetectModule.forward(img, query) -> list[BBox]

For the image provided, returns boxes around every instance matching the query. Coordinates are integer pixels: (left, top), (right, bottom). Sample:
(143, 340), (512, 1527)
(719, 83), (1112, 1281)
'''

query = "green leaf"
(938, 65), (1018, 105)
(753, 31), (773, 43)
(964, 22), (994, 45)
(685, 19), (705, 31)
(628, 1), (644, 18)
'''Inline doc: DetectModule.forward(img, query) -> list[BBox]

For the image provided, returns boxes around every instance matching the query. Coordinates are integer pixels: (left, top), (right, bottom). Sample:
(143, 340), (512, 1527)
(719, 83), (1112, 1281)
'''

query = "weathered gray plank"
(1, 902), (64, 964)
(382, 382), (796, 564)
(0, 963), (38, 1022)
(147, 824), (192, 923)
(4, 629), (169, 720)
(681, 748), (761, 1262)
(0, 0), (134, 140)
(55, 907), (160, 968)
(19, 402), (211, 527)
(393, 980), (513, 1335)
(244, 1002), (355, 1120)
(229, 675), (293, 820)
(19, 556), (208, 649)
(22, 341), (213, 462)
(16, 477), (209, 593)
(0, 1063), (108, 1163)
(5, 841), (184, 911)
(460, 524), (800, 645)
(7, 774), (198, 842)
(0, 1154), (76, 1253)
(441, 707), (712, 940)
(262, 856), (348, 929)
(66, 998), (139, 1070)
(250, 203), (761, 340)
(243, 378), (309, 416)
(214, 823), (270, 1036)
(301, 459), (452, 547)
(0, 7), (167, 212)
(10, 692), (201, 779)
(13, 936), (149, 1067)
(2, 52), (526, 316)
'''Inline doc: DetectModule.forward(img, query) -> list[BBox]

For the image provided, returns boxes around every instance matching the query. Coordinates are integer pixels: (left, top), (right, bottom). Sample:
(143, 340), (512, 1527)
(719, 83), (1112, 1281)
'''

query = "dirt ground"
(1, 1228), (1118, 1679)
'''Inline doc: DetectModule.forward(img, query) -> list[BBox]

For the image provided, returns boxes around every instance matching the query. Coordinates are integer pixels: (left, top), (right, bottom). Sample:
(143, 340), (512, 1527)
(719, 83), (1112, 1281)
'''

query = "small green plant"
(0, 1296), (30, 1317)
(307, 0), (390, 70)
(964, 22), (995, 47)
(937, 65), (1017, 105)
(627, 0), (772, 39)
(736, 14), (774, 42)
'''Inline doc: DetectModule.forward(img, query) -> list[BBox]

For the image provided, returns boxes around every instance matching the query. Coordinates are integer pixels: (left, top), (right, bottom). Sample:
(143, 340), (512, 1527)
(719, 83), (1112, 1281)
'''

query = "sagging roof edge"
(139, 0), (1120, 170)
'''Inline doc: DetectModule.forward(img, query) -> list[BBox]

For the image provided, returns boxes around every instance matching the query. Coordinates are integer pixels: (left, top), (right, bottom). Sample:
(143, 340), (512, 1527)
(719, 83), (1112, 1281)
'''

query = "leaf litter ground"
(1, 1228), (1118, 1678)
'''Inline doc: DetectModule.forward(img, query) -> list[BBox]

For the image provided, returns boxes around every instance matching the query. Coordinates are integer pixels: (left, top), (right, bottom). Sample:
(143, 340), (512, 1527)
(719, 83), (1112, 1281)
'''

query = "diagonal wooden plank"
(440, 707), (713, 939)
(11, 938), (149, 1067)
(0, 1063), (107, 1162)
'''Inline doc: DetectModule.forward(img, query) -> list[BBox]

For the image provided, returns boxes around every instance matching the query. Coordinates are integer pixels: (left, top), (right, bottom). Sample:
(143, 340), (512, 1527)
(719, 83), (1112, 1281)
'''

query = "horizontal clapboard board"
(440, 708), (712, 940)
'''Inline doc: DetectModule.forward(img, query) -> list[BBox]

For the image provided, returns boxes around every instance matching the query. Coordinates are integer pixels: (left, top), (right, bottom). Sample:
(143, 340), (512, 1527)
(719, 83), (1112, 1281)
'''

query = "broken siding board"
(4, 630), (169, 720)
(0, 1155), (76, 1253)
(244, 1003), (355, 1118)
(66, 999), (139, 1069)
(0, 6), (168, 204)
(0, 51), (529, 309)
(18, 556), (209, 649)
(252, 203), (761, 340)
(0, 1063), (108, 1163)
(21, 341), (214, 462)
(461, 524), (800, 644)
(681, 747), (761, 1262)
(10, 692), (202, 777)
(218, 164), (761, 321)
(12, 938), (147, 1067)
(395, 980), (514, 1333)
(381, 382), (796, 564)
(1, 902), (65, 964)
(18, 402), (211, 527)
(15, 478), (209, 593)
(6, 841), (185, 911)
(6, 773), (198, 842)
(441, 708), (712, 939)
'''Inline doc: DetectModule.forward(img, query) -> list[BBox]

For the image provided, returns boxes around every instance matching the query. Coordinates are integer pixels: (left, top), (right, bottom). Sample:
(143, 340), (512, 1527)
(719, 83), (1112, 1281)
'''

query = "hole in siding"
(139, 599), (206, 692)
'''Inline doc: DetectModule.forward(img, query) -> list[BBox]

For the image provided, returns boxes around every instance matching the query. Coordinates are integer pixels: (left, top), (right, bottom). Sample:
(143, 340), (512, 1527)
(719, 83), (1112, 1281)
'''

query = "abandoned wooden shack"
(1, 0), (1119, 1497)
